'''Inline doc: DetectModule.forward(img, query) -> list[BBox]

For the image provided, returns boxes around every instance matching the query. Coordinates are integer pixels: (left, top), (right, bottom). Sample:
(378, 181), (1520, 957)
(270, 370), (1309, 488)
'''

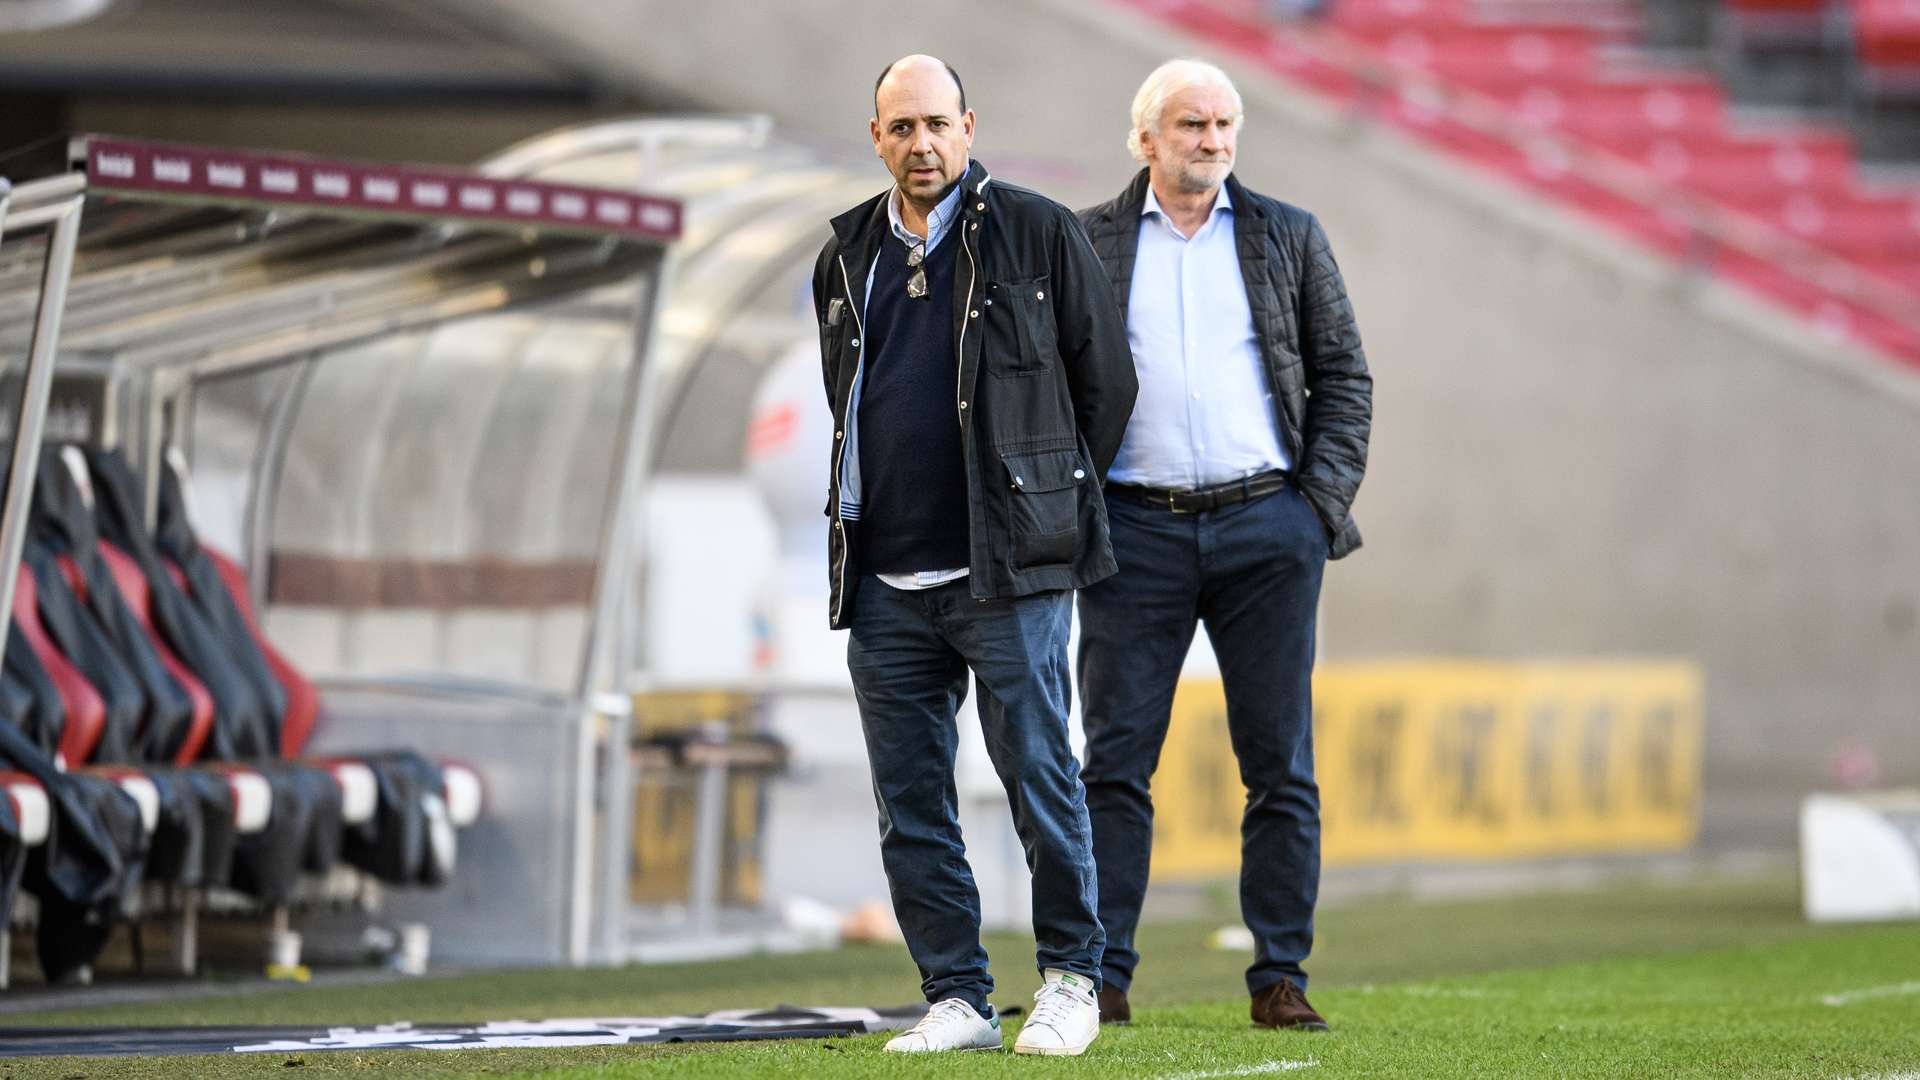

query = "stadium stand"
(1129, 0), (1920, 364)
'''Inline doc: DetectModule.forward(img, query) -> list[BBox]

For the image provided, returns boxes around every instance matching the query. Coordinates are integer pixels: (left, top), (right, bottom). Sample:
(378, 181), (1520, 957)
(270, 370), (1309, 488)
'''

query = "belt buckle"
(1168, 490), (1194, 514)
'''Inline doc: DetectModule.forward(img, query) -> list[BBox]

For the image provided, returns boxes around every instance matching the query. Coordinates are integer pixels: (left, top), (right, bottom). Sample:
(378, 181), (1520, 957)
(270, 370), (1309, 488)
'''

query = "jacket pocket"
(821, 309), (853, 396)
(987, 276), (1056, 377)
(1295, 478), (1342, 543)
(1001, 448), (1086, 569)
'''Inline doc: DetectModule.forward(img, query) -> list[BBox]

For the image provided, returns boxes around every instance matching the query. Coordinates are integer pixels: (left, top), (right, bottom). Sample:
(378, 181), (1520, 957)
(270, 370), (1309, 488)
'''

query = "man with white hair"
(1075, 58), (1372, 1032)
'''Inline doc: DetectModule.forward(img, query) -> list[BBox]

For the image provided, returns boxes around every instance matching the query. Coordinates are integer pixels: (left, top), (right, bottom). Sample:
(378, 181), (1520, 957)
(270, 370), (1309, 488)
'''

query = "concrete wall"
(437, 0), (1920, 846)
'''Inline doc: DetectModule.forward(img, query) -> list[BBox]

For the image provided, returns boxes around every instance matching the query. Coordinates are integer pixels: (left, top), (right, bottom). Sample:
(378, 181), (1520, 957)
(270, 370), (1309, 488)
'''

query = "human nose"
(910, 125), (934, 155)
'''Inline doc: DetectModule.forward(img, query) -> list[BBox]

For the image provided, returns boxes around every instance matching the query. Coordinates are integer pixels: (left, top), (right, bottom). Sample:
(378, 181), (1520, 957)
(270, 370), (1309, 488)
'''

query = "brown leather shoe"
(1251, 979), (1329, 1031)
(1098, 984), (1131, 1025)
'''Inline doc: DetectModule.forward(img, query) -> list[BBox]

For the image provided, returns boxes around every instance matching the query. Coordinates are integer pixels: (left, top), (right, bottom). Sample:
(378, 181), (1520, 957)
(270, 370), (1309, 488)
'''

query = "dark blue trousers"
(846, 576), (1104, 1015)
(1077, 484), (1327, 996)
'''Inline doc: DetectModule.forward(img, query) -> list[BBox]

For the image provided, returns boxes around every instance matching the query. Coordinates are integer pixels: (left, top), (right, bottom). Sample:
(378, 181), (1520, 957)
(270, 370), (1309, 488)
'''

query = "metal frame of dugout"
(471, 117), (882, 962)
(0, 132), (683, 974)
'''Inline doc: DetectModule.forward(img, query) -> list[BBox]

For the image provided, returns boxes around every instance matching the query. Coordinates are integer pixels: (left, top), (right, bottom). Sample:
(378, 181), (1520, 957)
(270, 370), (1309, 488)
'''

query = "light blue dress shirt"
(1108, 183), (1291, 489)
(837, 180), (969, 589)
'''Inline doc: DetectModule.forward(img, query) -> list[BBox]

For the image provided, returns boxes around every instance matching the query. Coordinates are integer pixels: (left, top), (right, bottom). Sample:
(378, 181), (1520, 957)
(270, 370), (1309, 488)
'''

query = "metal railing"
(0, 171), (87, 666)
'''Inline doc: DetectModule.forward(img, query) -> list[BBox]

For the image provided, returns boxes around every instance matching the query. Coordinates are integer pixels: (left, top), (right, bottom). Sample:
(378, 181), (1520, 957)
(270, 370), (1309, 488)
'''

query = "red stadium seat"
(1479, 75), (1730, 144)
(1747, 190), (1920, 258)
(96, 543), (215, 765)
(201, 550), (318, 760)
(1341, 25), (1613, 83)
(1328, 0), (1473, 33)
(1853, 254), (1920, 293)
(1853, 0), (1920, 67)
(12, 566), (105, 768)
(1606, 131), (1855, 198)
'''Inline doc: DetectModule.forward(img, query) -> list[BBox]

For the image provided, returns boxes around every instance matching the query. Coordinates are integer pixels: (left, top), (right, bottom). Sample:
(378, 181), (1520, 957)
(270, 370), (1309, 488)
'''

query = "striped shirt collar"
(887, 174), (966, 254)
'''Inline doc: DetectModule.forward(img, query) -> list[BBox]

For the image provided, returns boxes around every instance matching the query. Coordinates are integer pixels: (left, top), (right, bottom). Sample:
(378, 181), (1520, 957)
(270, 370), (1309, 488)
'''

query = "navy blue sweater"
(855, 233), (968, 575)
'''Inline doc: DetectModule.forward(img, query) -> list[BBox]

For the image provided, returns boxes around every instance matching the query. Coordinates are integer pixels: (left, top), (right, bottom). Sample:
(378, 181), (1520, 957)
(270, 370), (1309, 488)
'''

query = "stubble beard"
(899, 155), (961, 212)
(1175, 157), (1232, 194)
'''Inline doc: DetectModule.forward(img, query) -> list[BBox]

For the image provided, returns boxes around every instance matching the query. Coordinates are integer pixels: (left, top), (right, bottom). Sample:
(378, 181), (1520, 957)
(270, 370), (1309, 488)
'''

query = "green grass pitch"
(4, 873), (1915, 1078)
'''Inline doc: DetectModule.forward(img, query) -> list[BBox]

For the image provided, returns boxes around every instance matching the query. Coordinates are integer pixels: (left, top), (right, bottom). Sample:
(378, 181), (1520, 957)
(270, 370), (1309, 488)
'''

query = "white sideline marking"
(1819, 981), (1920, 1007)
(1153, 1060), (1318, 1080)
(1834, 1073), (1920, 1080)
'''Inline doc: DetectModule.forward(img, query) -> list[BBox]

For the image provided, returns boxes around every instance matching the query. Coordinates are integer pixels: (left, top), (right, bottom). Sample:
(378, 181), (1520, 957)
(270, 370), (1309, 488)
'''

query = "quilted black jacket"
(1078, 169), (1372, 558)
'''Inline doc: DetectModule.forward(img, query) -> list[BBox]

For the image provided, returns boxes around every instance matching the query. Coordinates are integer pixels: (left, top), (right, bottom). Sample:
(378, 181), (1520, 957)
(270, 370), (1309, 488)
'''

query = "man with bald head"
(812, 54), (1136, 1056)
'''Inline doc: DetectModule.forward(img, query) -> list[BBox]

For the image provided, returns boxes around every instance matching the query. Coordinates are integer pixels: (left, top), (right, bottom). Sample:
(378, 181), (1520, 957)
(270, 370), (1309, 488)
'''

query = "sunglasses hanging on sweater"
(905, 240), (928, 300)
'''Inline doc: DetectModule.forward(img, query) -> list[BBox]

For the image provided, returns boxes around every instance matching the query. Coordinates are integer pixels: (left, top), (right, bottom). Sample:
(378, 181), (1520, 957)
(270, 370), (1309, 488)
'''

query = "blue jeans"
(1077, 484), (1326, 996)
(846, 577), (1104, 1015)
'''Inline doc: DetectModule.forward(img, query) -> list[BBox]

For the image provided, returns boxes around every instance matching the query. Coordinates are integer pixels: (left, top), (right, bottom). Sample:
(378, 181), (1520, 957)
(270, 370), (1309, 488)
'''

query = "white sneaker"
(884, 998), (1003, 1052)
(1014, 969), (1100, 1056)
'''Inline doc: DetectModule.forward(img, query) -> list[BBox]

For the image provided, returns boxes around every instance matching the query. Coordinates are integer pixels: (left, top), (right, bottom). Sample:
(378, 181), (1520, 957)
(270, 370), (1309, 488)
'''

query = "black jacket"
(813, 161), (1139, 629)
(28, 452), (195, 762)
(1078, 170), (1372, 558)
(92, 448), (281, 760)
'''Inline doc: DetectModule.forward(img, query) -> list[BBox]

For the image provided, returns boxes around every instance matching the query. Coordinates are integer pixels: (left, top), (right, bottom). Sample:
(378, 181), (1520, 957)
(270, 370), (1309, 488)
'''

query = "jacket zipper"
(956, 193), (983, 598)
(829, 254), (867, 626)
(956, 210), (978, 430)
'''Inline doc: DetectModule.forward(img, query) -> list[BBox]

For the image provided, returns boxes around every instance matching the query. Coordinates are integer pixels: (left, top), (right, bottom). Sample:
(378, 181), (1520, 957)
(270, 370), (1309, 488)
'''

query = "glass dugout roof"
(0, 134), (683, 381)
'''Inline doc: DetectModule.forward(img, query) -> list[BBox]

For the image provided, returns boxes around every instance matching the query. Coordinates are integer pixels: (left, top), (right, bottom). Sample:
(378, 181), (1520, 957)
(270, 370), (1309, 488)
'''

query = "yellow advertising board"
(627, 691), (766, 906)
(1151, 661), (1703, 878)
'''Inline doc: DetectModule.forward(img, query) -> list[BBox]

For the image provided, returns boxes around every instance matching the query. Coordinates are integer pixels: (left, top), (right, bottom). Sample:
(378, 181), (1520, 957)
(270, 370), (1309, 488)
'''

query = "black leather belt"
(1105, 470), (1290, 514)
